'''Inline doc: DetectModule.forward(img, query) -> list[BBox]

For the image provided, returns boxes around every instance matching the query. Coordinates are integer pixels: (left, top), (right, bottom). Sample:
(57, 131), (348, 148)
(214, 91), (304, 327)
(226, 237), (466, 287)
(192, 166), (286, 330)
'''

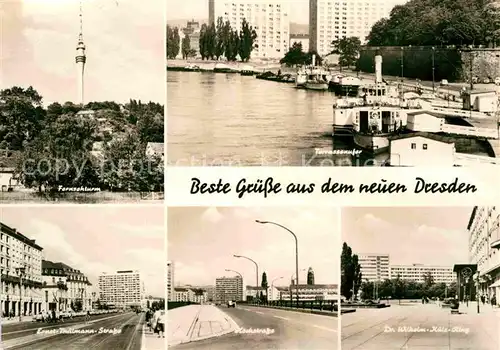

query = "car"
(227, 300), (236, 308)
(495, 77), (500, 85)
(440, 79), (449, 86)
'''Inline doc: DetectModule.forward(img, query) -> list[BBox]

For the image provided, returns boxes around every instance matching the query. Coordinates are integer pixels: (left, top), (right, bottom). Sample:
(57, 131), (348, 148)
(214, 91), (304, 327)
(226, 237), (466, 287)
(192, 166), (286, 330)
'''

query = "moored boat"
(213, 63), (234, 73)
(240, 65), (255, 76)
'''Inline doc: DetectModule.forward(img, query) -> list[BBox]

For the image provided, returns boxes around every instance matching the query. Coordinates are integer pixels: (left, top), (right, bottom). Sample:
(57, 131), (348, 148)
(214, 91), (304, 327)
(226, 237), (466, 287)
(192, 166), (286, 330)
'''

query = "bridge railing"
(441, 124), (498, 139)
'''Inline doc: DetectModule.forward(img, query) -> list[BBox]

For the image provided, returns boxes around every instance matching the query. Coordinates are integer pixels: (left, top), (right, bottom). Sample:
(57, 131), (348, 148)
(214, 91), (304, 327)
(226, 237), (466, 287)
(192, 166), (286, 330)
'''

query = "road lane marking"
(273, 316), (290, 320)
(312, 324), (337, 333)
(255, 311), (265, 315)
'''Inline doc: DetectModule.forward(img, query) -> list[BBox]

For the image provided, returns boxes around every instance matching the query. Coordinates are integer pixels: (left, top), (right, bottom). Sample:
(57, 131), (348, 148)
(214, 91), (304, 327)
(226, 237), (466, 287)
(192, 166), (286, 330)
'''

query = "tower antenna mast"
(75, 0), (87, 106)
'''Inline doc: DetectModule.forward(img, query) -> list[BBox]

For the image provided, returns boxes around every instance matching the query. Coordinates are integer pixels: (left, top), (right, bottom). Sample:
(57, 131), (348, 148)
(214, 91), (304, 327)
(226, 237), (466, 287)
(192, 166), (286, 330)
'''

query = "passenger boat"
(240, 65), (255, 76)
(213, 63), (234, 73)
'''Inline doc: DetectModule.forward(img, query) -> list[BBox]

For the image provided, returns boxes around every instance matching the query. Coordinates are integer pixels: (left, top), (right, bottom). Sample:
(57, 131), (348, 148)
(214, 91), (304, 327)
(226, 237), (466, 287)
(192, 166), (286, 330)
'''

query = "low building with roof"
(388, 132), (456, 167)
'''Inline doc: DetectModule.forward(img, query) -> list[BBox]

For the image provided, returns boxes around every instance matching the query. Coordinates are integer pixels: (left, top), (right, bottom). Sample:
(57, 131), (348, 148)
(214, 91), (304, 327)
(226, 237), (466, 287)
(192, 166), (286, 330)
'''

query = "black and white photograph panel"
(340, 206), (500, 350)
(167, 207), (339, 350)
(0, 206), (165, 350)
(0, 0), (164, 203)
(167, 0), (500, 167)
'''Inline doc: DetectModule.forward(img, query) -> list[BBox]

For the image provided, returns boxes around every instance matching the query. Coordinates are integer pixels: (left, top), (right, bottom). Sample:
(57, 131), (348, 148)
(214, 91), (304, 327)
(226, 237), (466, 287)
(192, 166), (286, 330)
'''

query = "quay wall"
(357, 46), (500, 83)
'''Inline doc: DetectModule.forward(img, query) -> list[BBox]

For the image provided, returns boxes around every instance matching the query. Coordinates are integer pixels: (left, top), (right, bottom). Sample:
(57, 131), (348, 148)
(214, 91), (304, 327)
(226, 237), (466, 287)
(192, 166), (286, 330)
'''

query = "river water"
(167, 71), (387, 166)
(167, 71), (489, 166)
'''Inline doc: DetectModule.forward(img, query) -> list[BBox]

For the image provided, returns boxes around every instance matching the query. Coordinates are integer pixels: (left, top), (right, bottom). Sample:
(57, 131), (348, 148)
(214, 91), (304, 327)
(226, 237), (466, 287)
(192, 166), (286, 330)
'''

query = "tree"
(423, 271), (434, 291)
(199, 24), (208, 60)
(261, 272), (268, 302)
(330, 37), (361, 69)
(393, 275), (405, 304)
(0, 86), (46, 150)
(166, 25), (181, 59)
(353, 255), (362, 298)
(238, 18), (257, 62)
(17, 115), (100, 193)
(215, 17), (227, 60)
(341, 242), (361, 300)
(181, 36), (191, 60)
(366, 0), (500, 47)
(360, 281), (374, 300)
(280, 42), (307, 67)
(303, 50), (323, 66)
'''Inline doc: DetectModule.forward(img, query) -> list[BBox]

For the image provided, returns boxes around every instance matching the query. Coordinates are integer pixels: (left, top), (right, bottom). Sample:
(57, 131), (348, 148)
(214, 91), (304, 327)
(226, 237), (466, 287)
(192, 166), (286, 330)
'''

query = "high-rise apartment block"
(359, 254), (390, 282)
(167, 261), (175, 301)
(209, 0), (290, 59)
(215, 276), (244, 302)
(308, 0), (407, 56)
(98, 270), (145, 308)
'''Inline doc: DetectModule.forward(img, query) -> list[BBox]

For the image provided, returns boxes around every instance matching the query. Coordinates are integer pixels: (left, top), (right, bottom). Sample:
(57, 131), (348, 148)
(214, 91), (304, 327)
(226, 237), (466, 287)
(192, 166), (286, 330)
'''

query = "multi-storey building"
(174, 287), (208, 303)
(209, 0), (290, 59)
(215, 276), (244, 302)
(309, 0), (408, 56)
(167, 261), (175, 301)
(468, 206), (500, 301)
(390, 264), (455, 284)
(56, 262), (92, 311)
(0, 222), (44, 317)
(41, 260), (69, 313)
(359, 254), (390, 282)
(279, 284), (338, 301)
(98, 270), (145, 309)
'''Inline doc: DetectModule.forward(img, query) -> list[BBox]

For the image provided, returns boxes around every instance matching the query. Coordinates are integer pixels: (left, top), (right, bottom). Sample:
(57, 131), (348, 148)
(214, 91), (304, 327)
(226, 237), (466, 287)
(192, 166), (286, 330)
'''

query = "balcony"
(491, 238), (500, 249)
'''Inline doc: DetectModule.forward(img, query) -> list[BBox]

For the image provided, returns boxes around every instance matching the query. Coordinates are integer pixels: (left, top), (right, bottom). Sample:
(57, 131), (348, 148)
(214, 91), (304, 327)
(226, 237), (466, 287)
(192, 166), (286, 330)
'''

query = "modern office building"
(0, 222), (44, 317)
(209, 0), (290, 59)
(468, 206), (500, 301)
(174, 287), (208, 303)
(279, 284), (338, 301)
(215, 276), (244, 302)
(390, 264), (455, 284)
(359, 254), (390, 282)
(167, 261), (175, 301)
(308, 0), (408, 56)
(98, 270), (145, 308)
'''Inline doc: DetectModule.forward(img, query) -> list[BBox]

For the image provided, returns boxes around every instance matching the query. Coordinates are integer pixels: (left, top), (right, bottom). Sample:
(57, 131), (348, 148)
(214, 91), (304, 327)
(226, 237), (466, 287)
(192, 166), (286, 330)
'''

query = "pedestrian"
(156, 310), (165, 338)
(52, 309), (56, 323)
(481, 295), (485, 305)
(492, 295), (497, 307)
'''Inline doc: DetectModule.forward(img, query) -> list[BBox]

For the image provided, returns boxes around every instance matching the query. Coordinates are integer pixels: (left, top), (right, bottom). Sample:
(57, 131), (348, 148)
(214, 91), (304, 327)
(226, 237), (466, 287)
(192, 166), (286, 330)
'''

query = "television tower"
(75, 0), (86, 106)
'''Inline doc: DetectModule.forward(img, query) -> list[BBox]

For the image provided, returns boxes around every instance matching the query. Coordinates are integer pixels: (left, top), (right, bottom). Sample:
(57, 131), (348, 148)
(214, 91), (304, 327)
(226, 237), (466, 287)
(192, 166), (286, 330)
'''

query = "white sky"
(1, 0), (164, 105)
(341, 207), (473, 266)
(166, 0), (309, 23)
(168, 207), (340, 287)
(1, 206), (165, 298)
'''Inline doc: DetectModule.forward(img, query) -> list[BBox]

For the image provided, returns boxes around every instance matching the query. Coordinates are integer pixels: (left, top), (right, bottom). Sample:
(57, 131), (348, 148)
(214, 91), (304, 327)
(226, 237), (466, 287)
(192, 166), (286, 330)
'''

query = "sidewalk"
(168, 305), (239, 347)
(1, 315), (36, 325)
(141, 324), (165, 350)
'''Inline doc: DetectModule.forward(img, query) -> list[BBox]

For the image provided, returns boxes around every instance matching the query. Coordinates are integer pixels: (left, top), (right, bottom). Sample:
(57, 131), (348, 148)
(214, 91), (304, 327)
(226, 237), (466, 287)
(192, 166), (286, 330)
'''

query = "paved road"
(3, 312), (144, 350)
(341, 303), (499, 350)
(173, 306), (338, 349)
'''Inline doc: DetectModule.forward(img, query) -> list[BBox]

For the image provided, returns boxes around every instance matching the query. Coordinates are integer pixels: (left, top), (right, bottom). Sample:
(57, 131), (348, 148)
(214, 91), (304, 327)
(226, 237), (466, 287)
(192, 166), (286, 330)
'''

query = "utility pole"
(470, 52), (474, 91)
(432, 47), (435, 92)
(400, 47), (404, 82)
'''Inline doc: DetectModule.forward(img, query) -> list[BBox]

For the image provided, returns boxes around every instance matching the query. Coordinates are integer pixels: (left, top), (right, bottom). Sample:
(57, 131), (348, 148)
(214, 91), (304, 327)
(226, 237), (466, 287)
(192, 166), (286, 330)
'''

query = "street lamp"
(476, 272), (480, 314)
(225, 269), (243, 302)
(400, 46), (404, 82)
(15, 267), (26, 322)
(92, 292), (96, 310)
(291, 269), (306, 285)
(256, 220), (299, 305)
(233, 255), (259, 288)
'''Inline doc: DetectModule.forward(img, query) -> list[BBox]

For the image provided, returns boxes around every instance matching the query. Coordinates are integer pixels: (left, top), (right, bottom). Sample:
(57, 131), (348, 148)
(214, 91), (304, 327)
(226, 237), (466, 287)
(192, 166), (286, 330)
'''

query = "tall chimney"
(375, 55), (382, 83)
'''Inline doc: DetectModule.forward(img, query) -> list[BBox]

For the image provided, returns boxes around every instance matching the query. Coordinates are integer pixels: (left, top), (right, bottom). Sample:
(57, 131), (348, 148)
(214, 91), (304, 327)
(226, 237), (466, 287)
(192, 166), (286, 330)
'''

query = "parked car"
(227, 300), (236, 308)
(440, 79), (449, 86)
(495, 77), (500, 85)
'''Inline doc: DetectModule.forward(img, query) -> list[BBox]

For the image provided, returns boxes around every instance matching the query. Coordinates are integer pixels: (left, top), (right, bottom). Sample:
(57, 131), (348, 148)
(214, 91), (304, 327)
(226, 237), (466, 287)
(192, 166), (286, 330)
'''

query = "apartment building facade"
(98, 270), (145, 308)
(209, 0), (290, 59)
(309, 0), (408, 56)
(167, 261), (175, 301)
(359, 254), (390, 282)
(0, 223), (44, 317)
(390, 264), (455, 284)
(468, 206), (500, 301)
(215, 276), (244, 302)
